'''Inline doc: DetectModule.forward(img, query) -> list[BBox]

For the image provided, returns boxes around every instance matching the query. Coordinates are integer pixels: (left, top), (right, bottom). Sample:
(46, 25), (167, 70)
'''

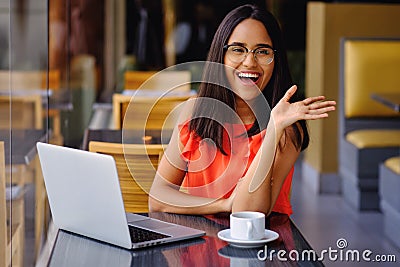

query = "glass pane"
(5, 0), (51, 265)
(0, 1), (11, 265)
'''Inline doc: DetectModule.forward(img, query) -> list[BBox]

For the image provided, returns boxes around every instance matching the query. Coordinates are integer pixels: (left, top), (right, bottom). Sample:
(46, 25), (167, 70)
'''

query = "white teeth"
(238, 72), (259, 78)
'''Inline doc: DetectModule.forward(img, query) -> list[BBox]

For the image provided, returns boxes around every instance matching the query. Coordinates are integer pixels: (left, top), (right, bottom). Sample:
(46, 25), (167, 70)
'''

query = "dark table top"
(46, 212), (323, 267)
(371, 93), (400, 113)
(0, 129), (47, 164)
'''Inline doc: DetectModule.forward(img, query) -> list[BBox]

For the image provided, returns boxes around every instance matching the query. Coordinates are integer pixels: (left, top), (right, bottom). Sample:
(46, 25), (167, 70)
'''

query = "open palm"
(271, 85), (336, 130)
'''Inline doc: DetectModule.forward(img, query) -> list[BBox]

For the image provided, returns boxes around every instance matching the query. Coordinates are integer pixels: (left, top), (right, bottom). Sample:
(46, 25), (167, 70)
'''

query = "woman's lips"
(237, 71), (261, 85)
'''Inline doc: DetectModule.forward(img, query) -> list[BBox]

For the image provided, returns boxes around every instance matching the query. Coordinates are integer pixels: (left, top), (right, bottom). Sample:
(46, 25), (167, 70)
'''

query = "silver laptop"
(36, 142), (205, 249)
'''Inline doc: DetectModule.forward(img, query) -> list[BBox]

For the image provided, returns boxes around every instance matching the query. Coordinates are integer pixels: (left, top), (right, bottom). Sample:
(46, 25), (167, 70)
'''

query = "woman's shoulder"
(176, 96), (198, 125)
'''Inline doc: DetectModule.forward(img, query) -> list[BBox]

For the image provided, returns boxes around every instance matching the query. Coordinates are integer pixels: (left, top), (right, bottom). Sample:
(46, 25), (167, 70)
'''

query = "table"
(0, 129), (48, 165)
(41, 212), (323, 267)
(371, 93), (400, 113)
(0, 89), (73, 111)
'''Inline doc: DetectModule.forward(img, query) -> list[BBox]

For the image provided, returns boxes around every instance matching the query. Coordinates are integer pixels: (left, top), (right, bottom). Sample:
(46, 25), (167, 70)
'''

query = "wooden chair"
(0, 94), (42, 188)
(124, 71), (156, 90)
(0, 94), (48, 260)
(0, 93), (42, 197)
(81, 129), (122, 151)
(0, 70), (62, 143)
(89, 141), (165, 213)
(1, 141), (24, 267)
(0, 70), (60, 90)
(0, 95), (40, 254)
(0, 94), (43, 130)
(112, 93), (189, 131)
(124, 70), (191, 92)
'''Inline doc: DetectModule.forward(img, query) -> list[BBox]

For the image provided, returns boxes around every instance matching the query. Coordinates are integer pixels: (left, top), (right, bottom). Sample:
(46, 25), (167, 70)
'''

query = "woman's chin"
(233, 89), (262, 102)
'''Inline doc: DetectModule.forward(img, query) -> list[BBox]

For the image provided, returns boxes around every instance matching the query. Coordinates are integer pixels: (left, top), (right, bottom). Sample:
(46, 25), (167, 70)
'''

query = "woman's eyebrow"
(228, 41), (246, 46)
(256, 43), (274, 49)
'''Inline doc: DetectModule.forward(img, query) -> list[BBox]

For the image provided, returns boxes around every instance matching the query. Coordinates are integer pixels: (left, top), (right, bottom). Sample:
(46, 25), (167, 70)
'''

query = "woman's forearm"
(149, 179), (231, 215)
(232, 117), (284, 213)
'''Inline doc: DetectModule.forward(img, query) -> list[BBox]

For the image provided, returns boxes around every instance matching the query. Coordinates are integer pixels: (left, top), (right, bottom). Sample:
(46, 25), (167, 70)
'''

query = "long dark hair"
(189, 4), (309, 154)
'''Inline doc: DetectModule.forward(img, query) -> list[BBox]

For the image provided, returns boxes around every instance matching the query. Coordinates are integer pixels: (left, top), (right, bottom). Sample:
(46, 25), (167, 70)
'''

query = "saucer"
(217, 229), (279, 248)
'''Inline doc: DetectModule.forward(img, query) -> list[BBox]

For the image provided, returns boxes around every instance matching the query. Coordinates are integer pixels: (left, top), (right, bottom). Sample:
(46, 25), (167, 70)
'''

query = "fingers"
(306, 106), (335, 116)
(275, 89), (336, 125)
(304, 113), (329, 120)
(307, 100), (336, 110)
(292, 95), (335, 120)
(303, 100), (336, 120)
(303, 96), (325, 105)
(282, 85), (297, 102)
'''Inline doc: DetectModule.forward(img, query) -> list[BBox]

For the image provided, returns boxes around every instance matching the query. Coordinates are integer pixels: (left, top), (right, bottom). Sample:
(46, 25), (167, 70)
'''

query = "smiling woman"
(148, 4), (336, 216)
(223, 18), (275, 103)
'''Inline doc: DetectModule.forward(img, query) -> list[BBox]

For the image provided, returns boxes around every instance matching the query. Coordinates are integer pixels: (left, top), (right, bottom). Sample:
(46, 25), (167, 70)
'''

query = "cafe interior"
(1, 0), (400, 266)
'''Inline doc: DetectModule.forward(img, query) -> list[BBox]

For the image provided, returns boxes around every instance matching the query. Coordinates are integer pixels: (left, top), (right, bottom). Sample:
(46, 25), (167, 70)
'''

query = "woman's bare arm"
(232, 85), (336, 214)
(231, 124), (300, 214)
(148, 99), (234, 214)
(148, 155), (234, 214)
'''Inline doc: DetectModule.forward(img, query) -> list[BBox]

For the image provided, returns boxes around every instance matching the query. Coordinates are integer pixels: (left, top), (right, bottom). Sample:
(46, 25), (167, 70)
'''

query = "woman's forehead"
(228, 18), (272, 47)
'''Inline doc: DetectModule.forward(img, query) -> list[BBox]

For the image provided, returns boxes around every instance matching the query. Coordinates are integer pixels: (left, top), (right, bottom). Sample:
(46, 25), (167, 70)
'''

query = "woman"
(149, 4), (335, 215)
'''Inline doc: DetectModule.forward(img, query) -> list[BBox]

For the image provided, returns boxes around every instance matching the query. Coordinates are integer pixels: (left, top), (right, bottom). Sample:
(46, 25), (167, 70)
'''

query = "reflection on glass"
(218, 246), (265, 267)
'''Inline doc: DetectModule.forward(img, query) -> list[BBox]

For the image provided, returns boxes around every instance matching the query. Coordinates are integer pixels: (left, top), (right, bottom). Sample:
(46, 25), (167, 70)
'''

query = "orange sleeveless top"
(178, 121), (293, 215)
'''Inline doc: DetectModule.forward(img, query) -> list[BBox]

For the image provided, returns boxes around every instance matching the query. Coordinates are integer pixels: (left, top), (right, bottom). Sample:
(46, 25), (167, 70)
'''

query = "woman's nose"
(242, 52), (257, 67)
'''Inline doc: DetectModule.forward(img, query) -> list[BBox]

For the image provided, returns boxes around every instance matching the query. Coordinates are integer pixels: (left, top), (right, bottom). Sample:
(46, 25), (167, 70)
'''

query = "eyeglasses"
(223, 44), (276, 65)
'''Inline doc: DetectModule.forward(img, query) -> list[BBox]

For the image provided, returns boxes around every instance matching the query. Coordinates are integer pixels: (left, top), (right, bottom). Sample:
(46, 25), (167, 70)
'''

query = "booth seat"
(346, 131), (400, 149)
(339, 38), (400, 211)
(379, 156), (400, 248)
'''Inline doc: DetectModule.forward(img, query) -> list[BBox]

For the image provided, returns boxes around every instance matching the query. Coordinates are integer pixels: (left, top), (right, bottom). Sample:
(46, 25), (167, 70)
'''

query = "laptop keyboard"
(128, 225), (171, 243)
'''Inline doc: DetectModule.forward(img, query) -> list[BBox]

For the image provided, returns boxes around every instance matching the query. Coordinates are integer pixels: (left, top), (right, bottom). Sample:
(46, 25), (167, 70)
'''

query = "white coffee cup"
(230, 211), (265, 240)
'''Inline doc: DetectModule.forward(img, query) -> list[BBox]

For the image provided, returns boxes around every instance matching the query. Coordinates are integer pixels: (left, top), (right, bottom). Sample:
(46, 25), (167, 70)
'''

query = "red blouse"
(178, 121), (293, 215)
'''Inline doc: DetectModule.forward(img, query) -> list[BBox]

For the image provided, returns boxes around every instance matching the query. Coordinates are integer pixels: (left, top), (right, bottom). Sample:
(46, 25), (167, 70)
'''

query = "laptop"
(36, 142), (205, 249)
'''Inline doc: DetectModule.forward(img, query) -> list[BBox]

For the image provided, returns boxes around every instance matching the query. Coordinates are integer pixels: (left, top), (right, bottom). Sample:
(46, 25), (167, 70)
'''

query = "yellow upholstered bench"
(339, 38), (400, 211)
(346, 130), (400, 149)
(384, 157), (400, 175)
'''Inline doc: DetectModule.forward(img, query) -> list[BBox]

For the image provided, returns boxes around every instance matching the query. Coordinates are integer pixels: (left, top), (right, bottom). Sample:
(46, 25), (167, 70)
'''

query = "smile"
(237, 72), (260, 84)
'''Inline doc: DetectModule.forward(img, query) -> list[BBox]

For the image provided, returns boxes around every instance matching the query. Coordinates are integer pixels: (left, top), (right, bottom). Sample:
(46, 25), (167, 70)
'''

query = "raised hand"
(271, 85), (336, 130)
